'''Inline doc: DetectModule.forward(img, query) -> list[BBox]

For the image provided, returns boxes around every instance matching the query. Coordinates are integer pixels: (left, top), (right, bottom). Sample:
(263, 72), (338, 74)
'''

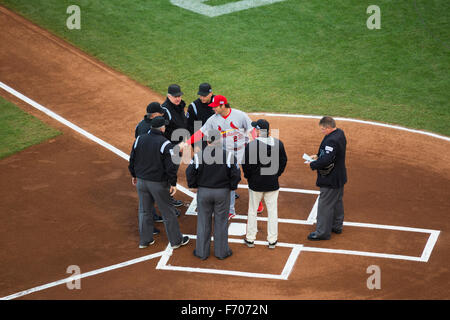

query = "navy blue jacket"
(310, 128), (347, 188)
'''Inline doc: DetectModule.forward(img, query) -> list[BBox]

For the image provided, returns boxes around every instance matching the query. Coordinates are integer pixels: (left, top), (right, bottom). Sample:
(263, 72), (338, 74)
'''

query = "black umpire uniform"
(129, 117), (187, 248)
(186, 83), (215, 135)
(309, 126), (347, 240)
(161, 85), (189, 144)
(186, 132), (241, 260)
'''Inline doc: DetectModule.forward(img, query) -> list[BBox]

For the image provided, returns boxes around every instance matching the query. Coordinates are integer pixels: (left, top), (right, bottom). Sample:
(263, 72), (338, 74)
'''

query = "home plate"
(229, 222), (246, 236)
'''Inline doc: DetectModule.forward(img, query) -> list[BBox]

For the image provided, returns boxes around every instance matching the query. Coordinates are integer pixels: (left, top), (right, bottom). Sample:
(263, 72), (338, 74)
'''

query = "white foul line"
(0, 251), (165, 300)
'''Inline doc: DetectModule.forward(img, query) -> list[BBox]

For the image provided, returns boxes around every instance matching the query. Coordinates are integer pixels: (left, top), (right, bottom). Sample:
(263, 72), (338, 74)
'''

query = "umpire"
(307, 116), (347, 241)
(186, 83), (215, 135)
(186, 130), (241, 260)
(129, 116), (189, 249)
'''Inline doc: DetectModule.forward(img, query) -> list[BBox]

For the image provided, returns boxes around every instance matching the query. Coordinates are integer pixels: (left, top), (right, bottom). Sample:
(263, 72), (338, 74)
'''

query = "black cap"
(198, 83), (212, 96)
(151, 116), (169, 128)
(168, 84), (183, 97)
(146, 102), (164, 114)
(251, 119), (270, 131)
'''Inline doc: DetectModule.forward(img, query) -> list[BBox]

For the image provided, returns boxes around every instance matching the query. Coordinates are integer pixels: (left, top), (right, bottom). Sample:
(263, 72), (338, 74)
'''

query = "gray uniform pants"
(136, 179), (183, 246)
(315, 187), (345, 239)
(195, 187), (231, 259)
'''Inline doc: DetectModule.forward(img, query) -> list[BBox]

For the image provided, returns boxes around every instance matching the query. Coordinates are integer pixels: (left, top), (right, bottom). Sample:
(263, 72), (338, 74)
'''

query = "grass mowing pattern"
(1, 0), (448, 136)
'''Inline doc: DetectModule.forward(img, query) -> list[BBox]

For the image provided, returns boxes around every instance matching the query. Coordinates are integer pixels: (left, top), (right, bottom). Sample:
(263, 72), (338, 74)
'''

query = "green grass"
(1, 0), (449, 136)
(0, 97), (61, 159)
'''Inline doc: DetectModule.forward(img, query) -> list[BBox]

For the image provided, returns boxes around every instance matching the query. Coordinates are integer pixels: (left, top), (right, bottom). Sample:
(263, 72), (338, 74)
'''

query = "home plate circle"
(229, 222), (247, 236)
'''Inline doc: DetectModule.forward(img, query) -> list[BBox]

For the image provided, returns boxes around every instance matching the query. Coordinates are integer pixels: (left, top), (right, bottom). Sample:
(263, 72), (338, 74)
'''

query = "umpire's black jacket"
(310, 128), (347, 188)
(186, 96), (215, 135)
(134, 115), (152, 138)
(161, 98), (188, 144)
(186, 145), (241, 190)
(128, 128), (179, 186)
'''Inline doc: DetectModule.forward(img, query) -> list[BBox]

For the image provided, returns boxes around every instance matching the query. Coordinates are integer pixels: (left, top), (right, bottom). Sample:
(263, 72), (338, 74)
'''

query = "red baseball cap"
(208, 95), (227, 107)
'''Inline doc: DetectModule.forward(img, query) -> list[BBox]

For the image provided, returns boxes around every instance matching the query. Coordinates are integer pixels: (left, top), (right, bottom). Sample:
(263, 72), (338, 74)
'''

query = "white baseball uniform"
(200, 108), (253, 163)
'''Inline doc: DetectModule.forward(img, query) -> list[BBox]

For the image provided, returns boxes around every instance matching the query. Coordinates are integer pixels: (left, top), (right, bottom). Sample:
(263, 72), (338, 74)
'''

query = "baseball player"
(182, 95), (263, 219)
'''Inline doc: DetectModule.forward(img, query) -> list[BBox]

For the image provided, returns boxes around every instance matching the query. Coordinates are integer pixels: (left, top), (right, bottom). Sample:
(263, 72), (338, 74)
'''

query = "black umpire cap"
(251, 119), (270, 131)
(146, 102), (164, 114)
(198, 83), (212, 96)
(168, 84), (183, 97)
(151, 116), (169, 128)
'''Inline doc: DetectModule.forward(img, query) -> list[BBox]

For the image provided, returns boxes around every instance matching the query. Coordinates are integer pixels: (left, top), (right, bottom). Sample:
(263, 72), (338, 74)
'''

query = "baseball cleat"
(268, 241), (277, 249)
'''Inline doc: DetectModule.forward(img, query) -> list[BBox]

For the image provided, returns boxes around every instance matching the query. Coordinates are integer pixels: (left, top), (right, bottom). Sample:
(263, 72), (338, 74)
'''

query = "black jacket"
(161, 98), (189, 144)
(242, 137), (288, 192)
(186, 96), (215, 135)
(134, 115), (152, 138)
(310, 128), (347, 188)
(128, 128), (179, 186)
(186, 144), (241, 190)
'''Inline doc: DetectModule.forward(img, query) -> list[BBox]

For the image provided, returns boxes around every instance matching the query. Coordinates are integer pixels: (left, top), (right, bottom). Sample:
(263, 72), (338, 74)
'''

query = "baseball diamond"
(0, 1), (449, 306)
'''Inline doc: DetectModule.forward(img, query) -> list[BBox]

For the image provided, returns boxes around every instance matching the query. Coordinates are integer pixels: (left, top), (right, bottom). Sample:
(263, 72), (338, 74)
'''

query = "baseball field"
(0, 0), (449, 309)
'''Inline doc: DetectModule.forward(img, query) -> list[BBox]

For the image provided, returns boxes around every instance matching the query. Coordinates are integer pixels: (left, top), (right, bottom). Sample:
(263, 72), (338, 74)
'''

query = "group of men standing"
(128, 83), (347, 260)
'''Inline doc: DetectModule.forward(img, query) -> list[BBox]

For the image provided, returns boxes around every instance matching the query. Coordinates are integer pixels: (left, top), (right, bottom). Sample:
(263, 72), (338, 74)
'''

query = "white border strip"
(249, 112), (450, 142)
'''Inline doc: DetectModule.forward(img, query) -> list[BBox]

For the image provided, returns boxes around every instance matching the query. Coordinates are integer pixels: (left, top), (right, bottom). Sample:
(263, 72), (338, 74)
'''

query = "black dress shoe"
(307, 232), (330, 241)
(217, 250), (233, 260)
(153, 227), (160, 235)
(332, 228), (342, 234)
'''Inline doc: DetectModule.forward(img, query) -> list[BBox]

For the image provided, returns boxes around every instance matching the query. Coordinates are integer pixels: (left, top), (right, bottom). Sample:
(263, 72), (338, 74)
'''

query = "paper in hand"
(303, 153), (314, 163)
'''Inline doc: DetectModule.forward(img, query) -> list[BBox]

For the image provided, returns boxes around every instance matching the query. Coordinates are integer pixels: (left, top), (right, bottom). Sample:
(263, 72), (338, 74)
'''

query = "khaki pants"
(246, 189), (279, 244)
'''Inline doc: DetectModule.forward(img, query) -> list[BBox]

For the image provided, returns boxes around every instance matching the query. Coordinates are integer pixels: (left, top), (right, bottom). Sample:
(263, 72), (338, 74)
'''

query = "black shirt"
(134, 115), (152, 138)
(310, 128), (347, 188)
(161, 98), (189, 144)
(128, 129), (179, 186)
(186, 96), (215, 135)
(242, 137), (288, 192)
(186, 144), (241, 190)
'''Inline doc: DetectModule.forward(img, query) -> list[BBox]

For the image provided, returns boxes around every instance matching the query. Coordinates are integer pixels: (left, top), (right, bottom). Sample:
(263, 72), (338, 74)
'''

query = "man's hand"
(170, 185), (177, 196)
(310, 154), (318, 160)
(178, 141), (187, 152)
(131, 177), (137, 186)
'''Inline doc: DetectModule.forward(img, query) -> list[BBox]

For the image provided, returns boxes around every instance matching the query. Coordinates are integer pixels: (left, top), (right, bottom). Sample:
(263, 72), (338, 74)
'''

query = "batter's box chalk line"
(156, 235), (303, 280)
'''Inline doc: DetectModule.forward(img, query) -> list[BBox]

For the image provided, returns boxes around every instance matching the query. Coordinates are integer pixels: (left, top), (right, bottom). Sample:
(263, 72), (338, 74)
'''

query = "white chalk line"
(0, 80), (442, 298)
(249, 112), (450, 142)
(0, 251), (165, 301)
